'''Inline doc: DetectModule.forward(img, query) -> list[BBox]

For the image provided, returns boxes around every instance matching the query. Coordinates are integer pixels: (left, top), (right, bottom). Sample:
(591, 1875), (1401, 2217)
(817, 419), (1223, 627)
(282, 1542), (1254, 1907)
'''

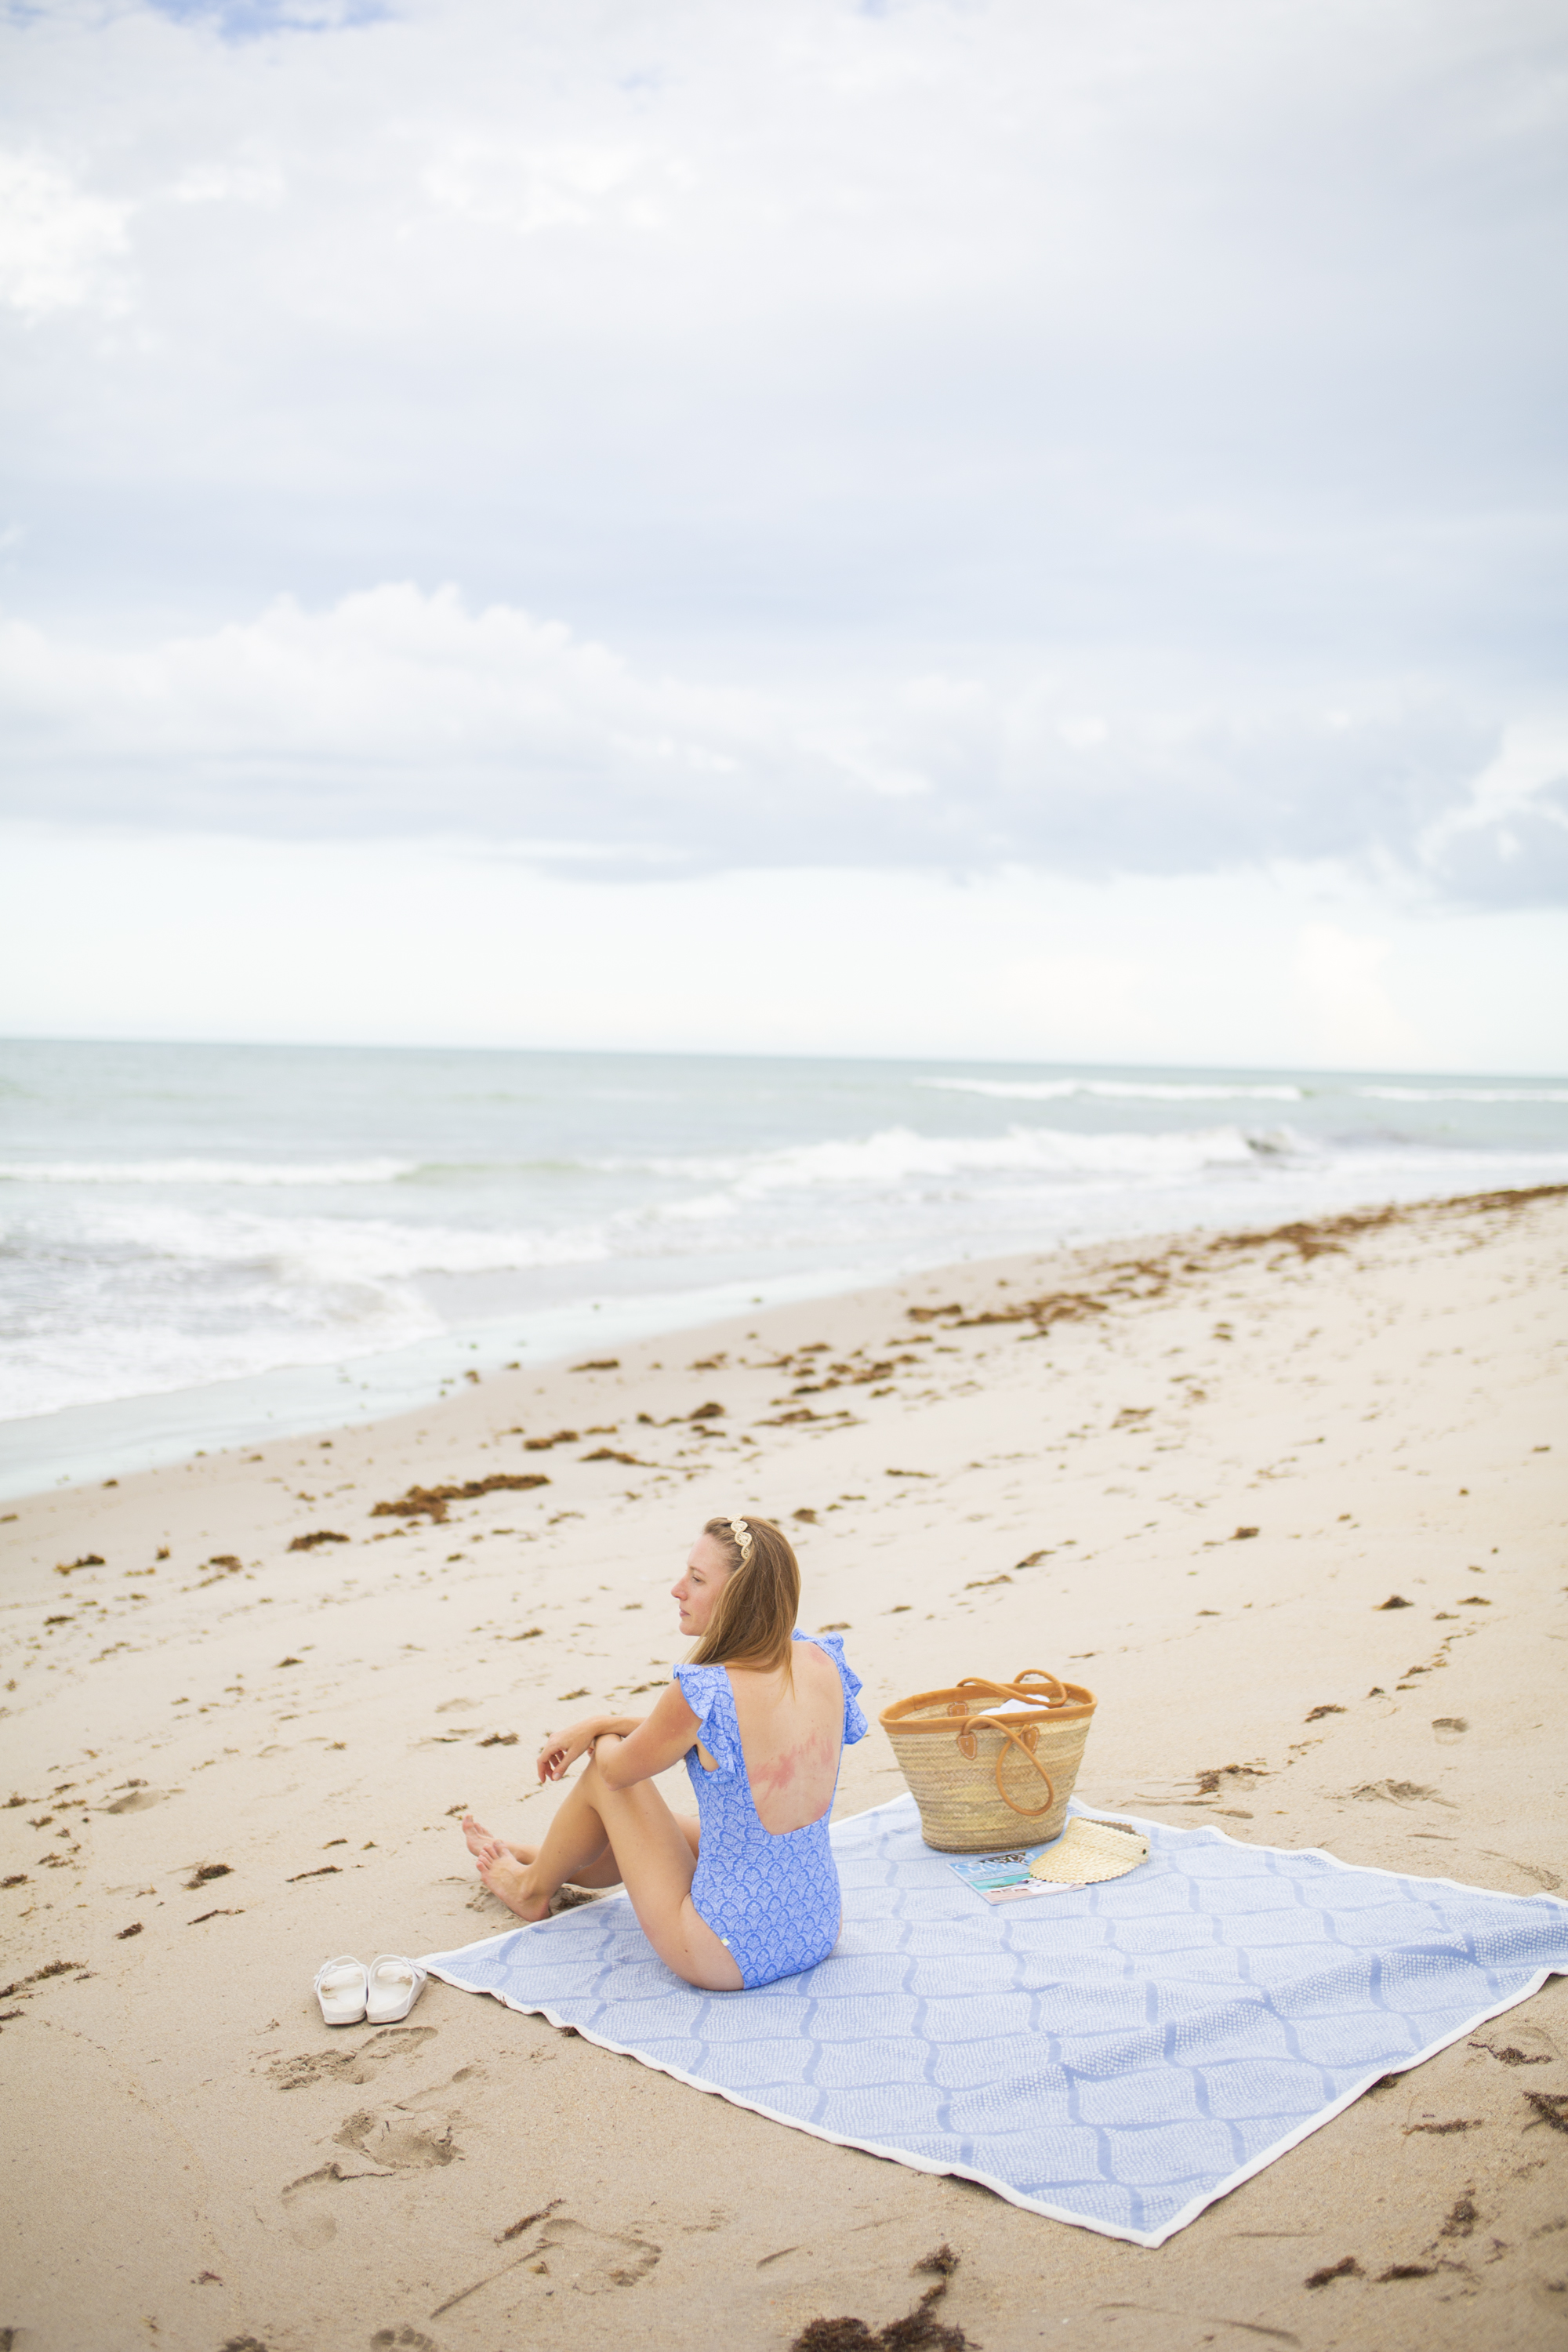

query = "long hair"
(688, 1514), (800, 1677)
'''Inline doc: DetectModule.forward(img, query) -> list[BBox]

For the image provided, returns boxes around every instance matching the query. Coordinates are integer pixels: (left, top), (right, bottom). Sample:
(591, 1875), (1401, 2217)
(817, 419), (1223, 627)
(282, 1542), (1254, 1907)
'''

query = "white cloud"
(0, 582), (1523, 894)
(0, 0), (1563, 990)
(2, 0), (1563, 639)
(167, 157), (285, 207)
(1418, 718), (1568, 906)
(0, 150), (129, 316)
(420, 136), (688, 238)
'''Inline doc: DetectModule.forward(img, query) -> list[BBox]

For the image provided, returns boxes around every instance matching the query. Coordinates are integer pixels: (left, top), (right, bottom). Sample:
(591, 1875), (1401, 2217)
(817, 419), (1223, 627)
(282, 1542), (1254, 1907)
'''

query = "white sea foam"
(921, 1077), (1308, 1103)
(0, 1199), (616, 1418)
(4, 1040), (1564, 1450)
(70, 1200), (615, 1283)
(0, 1157), (419, 1185)
(622, 1122), (1294, 1192)
(0, 1302), (442, 1423)
(1352, 1086), (1568, 1105)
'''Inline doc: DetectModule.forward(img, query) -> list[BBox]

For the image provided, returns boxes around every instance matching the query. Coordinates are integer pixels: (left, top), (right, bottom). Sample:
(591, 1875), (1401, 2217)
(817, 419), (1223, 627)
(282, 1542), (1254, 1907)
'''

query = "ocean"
(2, 1037), (1565, 1496)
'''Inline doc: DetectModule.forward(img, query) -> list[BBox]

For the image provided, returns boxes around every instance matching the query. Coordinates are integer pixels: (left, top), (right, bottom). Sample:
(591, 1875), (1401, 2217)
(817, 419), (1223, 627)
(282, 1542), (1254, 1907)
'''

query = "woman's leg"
(462, 1809), (699, 1886)
(470, 1770), (612, 1917)
(470, 1742), (739, 1991)
(461, 1802), (612, 1886)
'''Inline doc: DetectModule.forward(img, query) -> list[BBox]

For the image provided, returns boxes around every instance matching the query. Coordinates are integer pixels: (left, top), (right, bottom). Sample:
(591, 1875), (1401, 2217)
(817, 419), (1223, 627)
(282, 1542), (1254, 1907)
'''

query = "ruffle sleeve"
(672, 1662), (739, 1769)
(797, 1628), (869, 1747)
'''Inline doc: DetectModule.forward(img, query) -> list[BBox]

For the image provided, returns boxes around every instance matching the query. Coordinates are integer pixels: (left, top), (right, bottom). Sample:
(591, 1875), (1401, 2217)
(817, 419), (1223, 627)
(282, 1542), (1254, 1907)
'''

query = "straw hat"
(1028, 1817), (1149, 1884)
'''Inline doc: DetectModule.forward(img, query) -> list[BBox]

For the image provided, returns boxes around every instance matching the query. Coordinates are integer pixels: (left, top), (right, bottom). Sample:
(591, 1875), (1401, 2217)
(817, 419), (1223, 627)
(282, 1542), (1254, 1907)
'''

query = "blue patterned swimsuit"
(673, 1631), (868, 1989)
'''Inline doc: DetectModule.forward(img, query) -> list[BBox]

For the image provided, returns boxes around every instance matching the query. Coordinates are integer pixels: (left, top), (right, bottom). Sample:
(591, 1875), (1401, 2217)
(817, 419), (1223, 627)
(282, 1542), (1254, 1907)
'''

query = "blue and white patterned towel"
(423, 1795), (1568, 2245)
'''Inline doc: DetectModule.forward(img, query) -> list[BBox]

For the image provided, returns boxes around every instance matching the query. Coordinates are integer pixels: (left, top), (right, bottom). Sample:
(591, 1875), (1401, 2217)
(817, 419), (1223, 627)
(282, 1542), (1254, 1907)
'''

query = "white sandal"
(314, 1954), (368, 2026)
(365, 1953), (426, 2025)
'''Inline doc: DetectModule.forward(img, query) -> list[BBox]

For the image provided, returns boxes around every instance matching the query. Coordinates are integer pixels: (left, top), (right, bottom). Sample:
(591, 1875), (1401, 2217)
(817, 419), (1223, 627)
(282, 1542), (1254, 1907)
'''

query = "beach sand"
(2, 1185), (1566, 2352)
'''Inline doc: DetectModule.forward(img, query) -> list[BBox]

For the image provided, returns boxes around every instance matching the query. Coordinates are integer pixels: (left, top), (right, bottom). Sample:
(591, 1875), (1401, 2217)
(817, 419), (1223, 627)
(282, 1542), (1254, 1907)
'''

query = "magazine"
(944, 1844), (1071, 1905)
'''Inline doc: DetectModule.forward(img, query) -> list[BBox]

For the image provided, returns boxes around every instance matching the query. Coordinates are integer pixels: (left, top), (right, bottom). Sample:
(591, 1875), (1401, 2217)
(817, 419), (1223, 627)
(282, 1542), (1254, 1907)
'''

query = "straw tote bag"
(879, 1668), (1097, 1853)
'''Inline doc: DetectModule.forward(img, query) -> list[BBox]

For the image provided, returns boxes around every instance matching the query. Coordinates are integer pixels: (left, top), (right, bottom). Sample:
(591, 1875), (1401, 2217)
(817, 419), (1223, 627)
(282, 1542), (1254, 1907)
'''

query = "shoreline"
(3, 1181), (1566, 2350)
(9, 1174), (1567, 1505)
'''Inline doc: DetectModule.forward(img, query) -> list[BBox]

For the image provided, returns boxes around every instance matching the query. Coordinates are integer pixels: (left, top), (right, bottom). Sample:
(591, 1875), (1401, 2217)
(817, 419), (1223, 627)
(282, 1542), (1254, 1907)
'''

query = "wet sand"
(2, 1184), (1566, 2351)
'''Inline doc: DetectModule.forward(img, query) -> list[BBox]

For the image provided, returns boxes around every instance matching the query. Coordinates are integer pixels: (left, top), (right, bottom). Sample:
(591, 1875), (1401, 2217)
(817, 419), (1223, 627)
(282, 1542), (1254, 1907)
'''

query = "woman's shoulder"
(794, 1628), (869, 1742)
(794, 1627), (858, 1677)
(671, 1660), (727, 1712)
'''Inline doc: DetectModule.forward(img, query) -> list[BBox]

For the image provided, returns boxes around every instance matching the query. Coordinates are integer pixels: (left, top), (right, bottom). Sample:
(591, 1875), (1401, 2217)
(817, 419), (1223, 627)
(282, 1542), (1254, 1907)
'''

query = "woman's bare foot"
(474, 1842), (552, 1923)
(461, 1813), (535, 1866)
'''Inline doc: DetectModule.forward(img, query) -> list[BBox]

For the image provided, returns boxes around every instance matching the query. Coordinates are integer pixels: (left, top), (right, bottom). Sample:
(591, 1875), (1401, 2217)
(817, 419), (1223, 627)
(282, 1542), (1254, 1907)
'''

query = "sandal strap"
(314, 1955), (365, 1985)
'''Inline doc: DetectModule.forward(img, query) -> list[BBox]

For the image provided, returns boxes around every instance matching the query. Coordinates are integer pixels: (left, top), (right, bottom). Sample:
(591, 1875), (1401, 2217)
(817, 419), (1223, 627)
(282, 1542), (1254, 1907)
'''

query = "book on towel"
(944, 1844), (1070, 1904)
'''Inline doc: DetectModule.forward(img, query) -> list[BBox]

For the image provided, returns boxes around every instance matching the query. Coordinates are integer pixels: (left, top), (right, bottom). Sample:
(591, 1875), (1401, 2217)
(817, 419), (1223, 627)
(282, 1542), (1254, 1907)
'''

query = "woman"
(460, 1514), (867, 1991)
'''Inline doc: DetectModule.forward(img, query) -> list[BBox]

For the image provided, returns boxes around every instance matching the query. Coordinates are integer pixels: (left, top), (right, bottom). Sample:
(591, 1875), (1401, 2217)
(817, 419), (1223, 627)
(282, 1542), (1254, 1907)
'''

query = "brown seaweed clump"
(370, 1474), (550, 1525)
(792, 2247), (973, 2350)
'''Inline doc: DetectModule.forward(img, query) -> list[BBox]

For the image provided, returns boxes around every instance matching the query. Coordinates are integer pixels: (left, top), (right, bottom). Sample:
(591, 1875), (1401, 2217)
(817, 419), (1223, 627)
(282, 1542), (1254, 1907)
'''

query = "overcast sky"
(2, 0), (1565, 1065)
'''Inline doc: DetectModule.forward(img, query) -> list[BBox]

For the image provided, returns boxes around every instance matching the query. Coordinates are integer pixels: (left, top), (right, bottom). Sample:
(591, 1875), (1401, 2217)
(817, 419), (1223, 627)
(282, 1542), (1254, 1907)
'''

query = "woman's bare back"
(709, 1638), (845, 1834)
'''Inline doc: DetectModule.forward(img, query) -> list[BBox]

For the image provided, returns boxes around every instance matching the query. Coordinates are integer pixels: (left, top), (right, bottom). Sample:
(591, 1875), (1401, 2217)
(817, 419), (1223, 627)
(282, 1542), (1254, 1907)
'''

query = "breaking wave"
(4, 1039), (1565, 1433)
(921, 1077), (1307, 1103)
(0, 1157), (419, 1186)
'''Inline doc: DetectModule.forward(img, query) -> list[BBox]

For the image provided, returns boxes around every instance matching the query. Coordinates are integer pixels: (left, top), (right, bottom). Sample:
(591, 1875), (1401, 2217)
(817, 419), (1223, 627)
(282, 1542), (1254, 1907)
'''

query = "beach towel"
(423, 1795), (1568, 2246)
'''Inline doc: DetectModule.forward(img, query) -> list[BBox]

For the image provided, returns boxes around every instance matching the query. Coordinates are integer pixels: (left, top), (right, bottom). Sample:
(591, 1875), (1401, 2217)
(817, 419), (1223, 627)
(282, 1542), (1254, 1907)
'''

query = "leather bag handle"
(1009, 1668), (1069, 1704)
(953, 1711), (1058, 1819)
(949, 1670), (1069, 1713)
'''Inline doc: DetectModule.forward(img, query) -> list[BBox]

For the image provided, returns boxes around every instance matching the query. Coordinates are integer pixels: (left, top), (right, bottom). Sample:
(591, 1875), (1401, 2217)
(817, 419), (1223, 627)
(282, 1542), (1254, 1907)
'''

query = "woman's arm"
(594, 1679), (704, 1789)
(536, 1712), (641, 1783)
(536, 1681), (701, 1788)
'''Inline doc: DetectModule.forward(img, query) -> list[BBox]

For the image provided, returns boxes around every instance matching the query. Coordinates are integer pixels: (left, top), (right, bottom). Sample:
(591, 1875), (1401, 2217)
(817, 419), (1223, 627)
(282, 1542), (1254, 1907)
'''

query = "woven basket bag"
(879, 1668), (1097, 1852)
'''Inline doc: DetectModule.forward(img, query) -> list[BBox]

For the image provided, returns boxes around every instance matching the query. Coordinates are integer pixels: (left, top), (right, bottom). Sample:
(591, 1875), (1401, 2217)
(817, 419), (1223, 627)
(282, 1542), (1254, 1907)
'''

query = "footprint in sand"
(434, 2210), (662, 2314)
(370, 2329), (439, 2352)
(527, 2214), (662, 2294)
(100, 1785), (177, 1815)
(332, 2100), (463, 2170)
(266, 2025), (438, 2092)
(1345, 1778), (1450, 1807)
(281, 2160), (376, 2249)
(1479, 1850), (1564, 1893)
(279, 2074), (475, 2245)
(1471, 2021), (1559, 2067)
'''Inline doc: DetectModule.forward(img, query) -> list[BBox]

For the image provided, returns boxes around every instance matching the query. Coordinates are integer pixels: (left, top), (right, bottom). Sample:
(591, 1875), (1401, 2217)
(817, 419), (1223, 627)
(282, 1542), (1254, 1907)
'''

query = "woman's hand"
(535, 1717), (604, 1783)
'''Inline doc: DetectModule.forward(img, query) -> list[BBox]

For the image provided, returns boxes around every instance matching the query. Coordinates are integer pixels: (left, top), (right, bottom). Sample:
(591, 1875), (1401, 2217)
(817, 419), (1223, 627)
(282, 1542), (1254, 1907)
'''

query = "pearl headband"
(727, 1515), (753, 1563)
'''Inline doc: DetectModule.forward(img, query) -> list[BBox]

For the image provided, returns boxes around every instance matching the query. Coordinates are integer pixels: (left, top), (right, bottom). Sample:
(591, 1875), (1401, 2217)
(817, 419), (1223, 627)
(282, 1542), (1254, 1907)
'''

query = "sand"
(2, 1184), (1566, 2352)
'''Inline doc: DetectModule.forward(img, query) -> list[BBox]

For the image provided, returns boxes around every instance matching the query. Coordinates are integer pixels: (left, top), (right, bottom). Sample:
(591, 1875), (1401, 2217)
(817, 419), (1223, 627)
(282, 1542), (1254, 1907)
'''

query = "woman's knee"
(583, 1733), (630, 1797)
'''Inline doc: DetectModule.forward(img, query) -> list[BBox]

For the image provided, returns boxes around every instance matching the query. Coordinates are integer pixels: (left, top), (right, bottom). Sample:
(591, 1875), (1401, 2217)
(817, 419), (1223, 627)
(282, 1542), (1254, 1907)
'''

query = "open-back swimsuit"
(673, 1631), (868, 1989)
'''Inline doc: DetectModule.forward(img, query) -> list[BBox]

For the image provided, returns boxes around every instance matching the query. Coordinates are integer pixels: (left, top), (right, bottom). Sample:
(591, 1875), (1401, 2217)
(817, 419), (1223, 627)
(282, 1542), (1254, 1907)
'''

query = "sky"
(2, 0), (1566, 1069)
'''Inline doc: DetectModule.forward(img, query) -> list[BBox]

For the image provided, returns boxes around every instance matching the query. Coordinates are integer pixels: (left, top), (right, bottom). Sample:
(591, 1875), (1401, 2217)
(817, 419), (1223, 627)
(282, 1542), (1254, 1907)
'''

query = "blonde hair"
(688, 1514), (800, 1676)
